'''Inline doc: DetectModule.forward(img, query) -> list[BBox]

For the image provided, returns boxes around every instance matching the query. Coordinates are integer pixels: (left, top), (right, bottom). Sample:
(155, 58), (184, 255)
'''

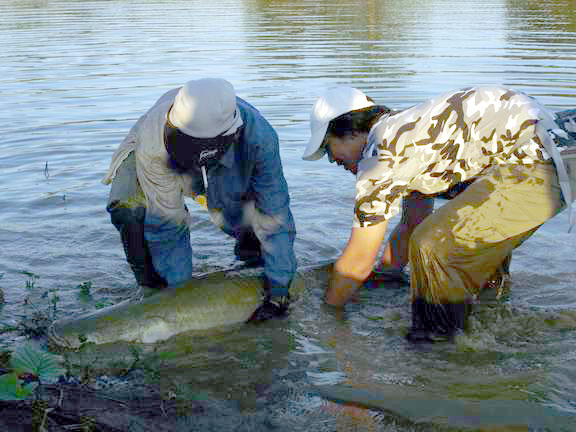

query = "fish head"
(47, 322), (87, 352)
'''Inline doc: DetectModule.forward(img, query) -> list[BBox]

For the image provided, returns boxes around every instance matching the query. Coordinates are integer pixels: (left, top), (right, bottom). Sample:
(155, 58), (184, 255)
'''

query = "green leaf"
(21, 271), (39, 279)
(95, 301), (114, 309)
(0, 373), (35, 400)
(9, 342), (65, 383)
(77, 282), (93, 302)
(157, 351), (179, 360)
(76, 281), (92, 295)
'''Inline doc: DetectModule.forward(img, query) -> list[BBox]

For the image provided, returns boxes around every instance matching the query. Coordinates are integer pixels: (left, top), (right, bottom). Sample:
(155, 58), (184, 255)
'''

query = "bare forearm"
(325, 221), (389, 306)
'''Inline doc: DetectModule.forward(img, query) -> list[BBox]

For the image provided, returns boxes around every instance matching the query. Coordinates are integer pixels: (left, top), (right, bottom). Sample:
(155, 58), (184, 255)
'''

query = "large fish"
(48, 262), (332, 350)
(315, 384), (576, 429)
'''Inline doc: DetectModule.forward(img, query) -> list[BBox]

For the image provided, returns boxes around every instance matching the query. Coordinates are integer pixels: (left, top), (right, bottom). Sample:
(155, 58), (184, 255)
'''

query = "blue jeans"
(107, 153), (263, 287)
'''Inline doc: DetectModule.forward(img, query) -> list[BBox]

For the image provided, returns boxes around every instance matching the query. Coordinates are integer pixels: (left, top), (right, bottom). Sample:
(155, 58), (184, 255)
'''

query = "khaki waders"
(407, 160), (575, 342)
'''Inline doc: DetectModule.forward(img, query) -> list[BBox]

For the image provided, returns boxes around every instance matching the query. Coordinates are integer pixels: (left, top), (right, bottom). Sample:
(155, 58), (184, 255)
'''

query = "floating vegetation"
(77, 281), (92, 295)
(94, 300), (114, 309)
(22, 270), (40, 290)
(17, 272), (61, 339)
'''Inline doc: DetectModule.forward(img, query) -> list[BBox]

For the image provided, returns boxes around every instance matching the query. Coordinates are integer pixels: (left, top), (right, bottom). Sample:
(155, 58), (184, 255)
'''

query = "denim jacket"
(104, 92), (296, 291)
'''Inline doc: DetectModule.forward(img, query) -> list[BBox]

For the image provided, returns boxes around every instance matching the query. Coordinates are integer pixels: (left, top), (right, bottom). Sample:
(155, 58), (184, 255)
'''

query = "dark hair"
(326, 104), (391, 139)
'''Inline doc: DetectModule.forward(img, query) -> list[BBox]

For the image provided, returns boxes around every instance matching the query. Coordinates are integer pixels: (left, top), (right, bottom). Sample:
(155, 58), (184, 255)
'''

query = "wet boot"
(406, 298), (469, 343)
(110, 206), (167, 289)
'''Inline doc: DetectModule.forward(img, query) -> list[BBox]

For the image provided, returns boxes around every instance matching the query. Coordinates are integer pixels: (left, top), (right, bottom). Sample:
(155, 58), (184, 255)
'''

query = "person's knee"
(108, 204), (145, 230)
(409, 222), (446, 261)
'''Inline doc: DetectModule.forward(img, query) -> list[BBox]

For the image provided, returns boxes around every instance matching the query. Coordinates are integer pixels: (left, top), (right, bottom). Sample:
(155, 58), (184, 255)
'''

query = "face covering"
(165, 123), (240, 189)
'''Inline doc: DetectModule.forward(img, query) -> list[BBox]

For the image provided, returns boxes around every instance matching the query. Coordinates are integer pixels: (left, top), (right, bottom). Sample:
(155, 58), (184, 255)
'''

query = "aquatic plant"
(10, 342), (66, 384)
(41, 288), (60, 319)
(94, 300), (114, 309)
(76, 281), (93, 302)
(22, 270), (39, 290)
(0, 342), (65, 400)
(0, 371), (37, 400)
(16, 272), (62, 338)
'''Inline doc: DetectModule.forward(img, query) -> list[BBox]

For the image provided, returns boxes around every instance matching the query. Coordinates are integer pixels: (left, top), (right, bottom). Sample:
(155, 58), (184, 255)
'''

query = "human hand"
(325, 271), (362, 306)
(248, 276), (291, 322)
(248, 295), (290, 321)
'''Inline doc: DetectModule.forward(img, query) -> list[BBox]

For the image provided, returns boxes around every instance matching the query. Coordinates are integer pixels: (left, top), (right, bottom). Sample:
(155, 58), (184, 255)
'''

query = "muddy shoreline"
(0, 380), (289, 432)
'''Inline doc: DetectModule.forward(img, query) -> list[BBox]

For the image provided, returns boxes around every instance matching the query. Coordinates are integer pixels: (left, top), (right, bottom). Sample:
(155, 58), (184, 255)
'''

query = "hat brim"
(223, 106), (244, 137)
(302, 122), (329, 161)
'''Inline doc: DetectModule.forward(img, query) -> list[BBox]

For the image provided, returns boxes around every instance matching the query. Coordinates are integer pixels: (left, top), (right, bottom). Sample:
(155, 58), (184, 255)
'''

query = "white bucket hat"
(168, 78), (243, 138)
(302, 86), (375, 161)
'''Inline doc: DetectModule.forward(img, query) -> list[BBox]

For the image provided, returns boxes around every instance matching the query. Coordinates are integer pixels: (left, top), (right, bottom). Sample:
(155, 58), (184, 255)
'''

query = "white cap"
(168, 78), (243, 138)
(302, 87), (375, 161)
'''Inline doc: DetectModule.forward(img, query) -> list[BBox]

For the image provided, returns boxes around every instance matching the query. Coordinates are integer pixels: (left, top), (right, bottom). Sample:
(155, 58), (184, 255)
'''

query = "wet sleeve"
(250, 128), (297, 293)
(143, 211), (193, 287)
(136, 150), (193, 287)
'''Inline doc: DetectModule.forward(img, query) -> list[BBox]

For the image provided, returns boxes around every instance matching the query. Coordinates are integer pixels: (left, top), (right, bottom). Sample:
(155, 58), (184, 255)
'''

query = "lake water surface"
(1, 0), (576, 430)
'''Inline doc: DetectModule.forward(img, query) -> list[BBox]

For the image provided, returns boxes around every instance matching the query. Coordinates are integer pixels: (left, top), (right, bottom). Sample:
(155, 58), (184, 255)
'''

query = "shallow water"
(1, 0), (576, 430)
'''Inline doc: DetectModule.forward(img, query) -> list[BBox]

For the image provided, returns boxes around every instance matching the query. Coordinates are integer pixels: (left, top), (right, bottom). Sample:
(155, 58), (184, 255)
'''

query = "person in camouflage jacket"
(302, 86), (576, 343)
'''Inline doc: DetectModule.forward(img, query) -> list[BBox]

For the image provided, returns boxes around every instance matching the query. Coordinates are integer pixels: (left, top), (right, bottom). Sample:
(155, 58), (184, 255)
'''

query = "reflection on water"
(1, 0), (576, 429)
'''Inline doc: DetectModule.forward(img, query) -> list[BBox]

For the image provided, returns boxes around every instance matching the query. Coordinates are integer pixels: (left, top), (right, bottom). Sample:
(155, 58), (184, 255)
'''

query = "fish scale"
(48, 263), (332, 350)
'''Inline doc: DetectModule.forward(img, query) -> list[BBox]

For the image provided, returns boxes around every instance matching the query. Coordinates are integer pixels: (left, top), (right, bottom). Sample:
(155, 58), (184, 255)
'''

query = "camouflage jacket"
(354, 86), (569, 228)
